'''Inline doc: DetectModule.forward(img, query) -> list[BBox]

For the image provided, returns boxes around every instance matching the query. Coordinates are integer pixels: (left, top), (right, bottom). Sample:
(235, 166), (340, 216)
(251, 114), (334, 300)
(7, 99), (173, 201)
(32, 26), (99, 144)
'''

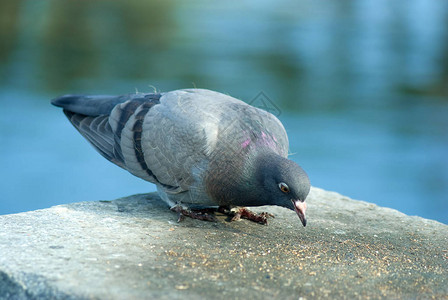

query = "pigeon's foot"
(170, 205), (217, 222)
(218, 206), (274, 225)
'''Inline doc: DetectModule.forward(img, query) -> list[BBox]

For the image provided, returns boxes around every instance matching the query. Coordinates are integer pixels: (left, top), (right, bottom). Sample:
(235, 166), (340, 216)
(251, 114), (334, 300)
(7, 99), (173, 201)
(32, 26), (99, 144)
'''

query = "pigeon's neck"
(253, 152), (285, 186)
(205, 150), (284, 206)
(238, 151), (288, 206)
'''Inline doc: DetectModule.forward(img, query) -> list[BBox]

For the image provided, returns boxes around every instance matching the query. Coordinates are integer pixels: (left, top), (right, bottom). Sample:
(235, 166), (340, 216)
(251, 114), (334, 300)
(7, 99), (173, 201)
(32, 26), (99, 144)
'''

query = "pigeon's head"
(257, 154), (310, 226)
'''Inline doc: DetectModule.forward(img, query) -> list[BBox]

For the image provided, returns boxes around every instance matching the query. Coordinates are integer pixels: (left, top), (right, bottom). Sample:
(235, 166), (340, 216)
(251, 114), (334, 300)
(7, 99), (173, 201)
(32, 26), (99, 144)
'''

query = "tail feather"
(54, 92), (163, 174)
(52, 94), (129, 116)
(64, 110), (125, 168)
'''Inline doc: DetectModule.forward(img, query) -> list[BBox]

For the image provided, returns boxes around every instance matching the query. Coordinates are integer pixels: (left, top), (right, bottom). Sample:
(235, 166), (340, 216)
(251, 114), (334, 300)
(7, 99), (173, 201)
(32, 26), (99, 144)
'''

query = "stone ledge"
(0, 187), (447, 299)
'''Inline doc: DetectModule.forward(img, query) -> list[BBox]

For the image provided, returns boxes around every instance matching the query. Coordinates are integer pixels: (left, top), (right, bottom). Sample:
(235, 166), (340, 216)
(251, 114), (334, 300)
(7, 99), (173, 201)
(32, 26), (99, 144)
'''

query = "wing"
(52, 89), (289, 199)
(52, 93), (183, 190)
(137, 89), (289, 191)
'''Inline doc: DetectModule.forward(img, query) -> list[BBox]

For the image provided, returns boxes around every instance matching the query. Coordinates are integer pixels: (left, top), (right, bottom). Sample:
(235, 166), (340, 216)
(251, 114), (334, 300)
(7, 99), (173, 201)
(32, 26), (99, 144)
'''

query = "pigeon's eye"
(278, 182), (290, 194)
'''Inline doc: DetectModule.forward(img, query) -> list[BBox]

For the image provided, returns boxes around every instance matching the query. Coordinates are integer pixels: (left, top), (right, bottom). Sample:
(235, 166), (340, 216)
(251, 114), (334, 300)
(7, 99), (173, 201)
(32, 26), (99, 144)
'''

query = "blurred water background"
(0, 1), (447, 224)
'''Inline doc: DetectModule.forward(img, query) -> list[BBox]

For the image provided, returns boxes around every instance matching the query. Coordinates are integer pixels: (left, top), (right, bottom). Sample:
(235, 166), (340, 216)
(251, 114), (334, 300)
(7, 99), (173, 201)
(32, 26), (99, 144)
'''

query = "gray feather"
(53, 89), (310, 225)
(56, 93), (162, 172)
(52, 95), (125, 116)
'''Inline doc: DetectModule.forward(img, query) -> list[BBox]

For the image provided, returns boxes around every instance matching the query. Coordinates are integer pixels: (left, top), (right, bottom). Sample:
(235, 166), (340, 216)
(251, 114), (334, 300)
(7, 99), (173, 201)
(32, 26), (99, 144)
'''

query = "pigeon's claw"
(170, 205), (217, 222)
(218, 206), (275, 225)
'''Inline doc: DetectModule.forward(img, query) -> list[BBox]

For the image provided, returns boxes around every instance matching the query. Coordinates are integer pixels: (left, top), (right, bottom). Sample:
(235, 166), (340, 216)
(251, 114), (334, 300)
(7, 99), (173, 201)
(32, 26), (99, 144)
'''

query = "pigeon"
(52, 89), (310, 226)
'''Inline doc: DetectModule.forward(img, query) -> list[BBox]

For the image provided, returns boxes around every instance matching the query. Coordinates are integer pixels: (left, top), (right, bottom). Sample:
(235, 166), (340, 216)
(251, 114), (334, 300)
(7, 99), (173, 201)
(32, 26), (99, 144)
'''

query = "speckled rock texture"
(0, 187), (447, 299)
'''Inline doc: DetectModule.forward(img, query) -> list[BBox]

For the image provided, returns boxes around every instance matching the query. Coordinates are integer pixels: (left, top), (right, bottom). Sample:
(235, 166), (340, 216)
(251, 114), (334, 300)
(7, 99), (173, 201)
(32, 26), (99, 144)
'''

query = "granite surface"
(1, 187), (447, 299)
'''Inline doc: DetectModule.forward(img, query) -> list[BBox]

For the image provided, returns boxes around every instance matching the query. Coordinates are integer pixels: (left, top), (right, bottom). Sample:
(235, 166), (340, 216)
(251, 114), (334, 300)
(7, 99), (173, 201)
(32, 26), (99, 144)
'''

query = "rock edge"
(0, 187), (447, 299)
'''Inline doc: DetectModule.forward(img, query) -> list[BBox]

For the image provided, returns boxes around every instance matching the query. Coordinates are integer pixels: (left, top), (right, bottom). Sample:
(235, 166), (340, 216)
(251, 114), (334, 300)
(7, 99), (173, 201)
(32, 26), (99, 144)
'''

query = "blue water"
(0, 0), (447, 224)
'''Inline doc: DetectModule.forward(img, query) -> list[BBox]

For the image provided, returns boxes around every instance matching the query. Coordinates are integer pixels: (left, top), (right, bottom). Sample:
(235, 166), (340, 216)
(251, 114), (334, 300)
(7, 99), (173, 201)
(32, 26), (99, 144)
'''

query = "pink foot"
(170, 206), (216, 222)
(218, 206), (274, 225)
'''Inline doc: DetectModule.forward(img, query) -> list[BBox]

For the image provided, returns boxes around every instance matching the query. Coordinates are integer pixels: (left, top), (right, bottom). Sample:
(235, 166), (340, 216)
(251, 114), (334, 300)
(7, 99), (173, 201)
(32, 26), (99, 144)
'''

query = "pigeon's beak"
(292, 199), (307, 227)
